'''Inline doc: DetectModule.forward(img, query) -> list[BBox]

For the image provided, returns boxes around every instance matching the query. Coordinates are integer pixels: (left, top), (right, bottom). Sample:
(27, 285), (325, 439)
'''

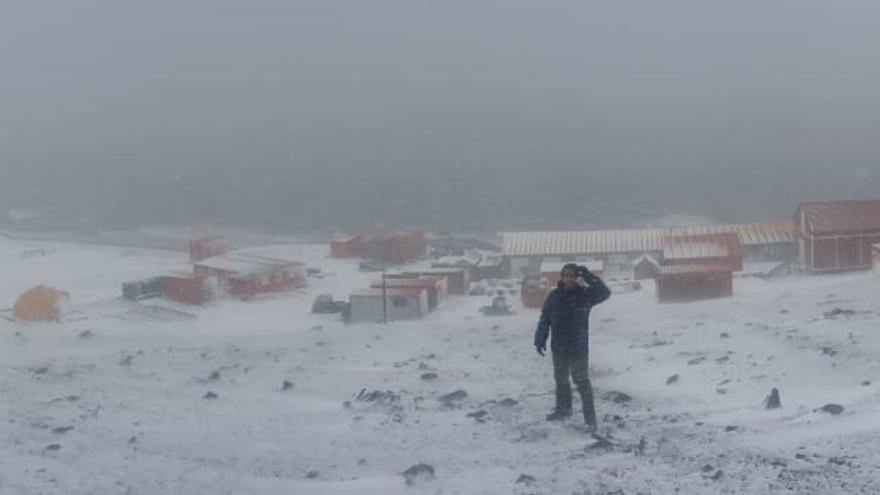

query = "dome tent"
(13, 286), (70, 322)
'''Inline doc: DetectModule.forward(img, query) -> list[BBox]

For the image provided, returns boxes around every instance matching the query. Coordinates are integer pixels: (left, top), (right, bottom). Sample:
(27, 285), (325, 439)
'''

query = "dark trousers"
(552, 351), (596, 424)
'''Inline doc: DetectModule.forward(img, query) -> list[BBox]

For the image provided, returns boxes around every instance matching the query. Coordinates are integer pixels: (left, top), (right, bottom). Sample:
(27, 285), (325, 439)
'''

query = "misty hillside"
(3, 2), (880, 232)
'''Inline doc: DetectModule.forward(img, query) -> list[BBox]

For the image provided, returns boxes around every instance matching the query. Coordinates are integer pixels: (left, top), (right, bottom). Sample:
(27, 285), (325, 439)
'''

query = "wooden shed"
(632, 255), (660, 280)
(370, 276), (446, 311)
(795, 200), (880, 272)
(348, 287), (428, 324)
(656, 264), (733, 303)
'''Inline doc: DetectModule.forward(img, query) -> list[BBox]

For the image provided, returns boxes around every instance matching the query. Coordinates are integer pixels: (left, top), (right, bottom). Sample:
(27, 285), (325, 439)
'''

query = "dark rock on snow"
(438, 390), (468, 405)
(666, 374), (680, 385)
(516, 474), (537, 485)
(400, 463), (435, 485)
(604, 391), (632, 404)
(817, 404), (844, 415)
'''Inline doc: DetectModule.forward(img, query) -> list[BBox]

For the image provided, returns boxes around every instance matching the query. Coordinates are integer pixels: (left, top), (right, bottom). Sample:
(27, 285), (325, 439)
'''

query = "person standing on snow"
(534, 263), (611, 429)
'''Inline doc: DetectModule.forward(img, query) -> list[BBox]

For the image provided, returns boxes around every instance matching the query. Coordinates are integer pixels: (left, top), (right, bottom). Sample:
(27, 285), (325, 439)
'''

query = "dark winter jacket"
(534, 274), (611, 357)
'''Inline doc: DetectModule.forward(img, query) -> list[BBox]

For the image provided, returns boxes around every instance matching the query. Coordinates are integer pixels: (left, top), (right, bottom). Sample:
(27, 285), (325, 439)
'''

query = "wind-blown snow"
(1, 236), (879, 494)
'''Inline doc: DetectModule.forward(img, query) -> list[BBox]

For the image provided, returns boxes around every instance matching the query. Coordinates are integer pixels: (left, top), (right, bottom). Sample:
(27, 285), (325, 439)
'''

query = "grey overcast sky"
(2, 1), (879, 231)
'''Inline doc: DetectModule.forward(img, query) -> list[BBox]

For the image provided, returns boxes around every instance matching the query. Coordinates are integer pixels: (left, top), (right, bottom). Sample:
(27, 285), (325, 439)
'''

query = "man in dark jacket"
(534, 263), (611, 428)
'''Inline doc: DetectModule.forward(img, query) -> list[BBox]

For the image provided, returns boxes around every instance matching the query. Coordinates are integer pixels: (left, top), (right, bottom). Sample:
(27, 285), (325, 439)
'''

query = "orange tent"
(13, 286), (70, 322)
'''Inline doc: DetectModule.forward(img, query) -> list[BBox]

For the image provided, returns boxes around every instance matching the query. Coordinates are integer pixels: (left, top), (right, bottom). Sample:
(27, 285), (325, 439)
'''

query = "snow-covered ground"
(2, 236), (880, 494)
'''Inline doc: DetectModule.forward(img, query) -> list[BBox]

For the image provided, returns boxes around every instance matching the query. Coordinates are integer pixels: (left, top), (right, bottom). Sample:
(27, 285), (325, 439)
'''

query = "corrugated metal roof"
(662, 233), (741, 261)
(798, 200), (880, 235)
(501, 221), (794, 257)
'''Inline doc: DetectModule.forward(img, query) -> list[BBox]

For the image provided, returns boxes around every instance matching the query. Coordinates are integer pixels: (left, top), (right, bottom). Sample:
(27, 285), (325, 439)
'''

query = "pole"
(382, 266), (388, 324)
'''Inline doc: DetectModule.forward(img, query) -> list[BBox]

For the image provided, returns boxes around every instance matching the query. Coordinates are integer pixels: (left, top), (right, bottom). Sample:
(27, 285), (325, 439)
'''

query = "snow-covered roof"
(632, 254), (659, 267)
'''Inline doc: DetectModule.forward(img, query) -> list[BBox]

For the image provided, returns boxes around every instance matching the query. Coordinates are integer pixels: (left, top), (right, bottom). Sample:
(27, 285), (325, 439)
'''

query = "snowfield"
(2, 236), (880, 494)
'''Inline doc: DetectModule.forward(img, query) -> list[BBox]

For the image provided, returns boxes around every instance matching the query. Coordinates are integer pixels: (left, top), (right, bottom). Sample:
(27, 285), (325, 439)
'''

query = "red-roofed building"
(795, 200), (880, 271)
(662, 232), (743, 272)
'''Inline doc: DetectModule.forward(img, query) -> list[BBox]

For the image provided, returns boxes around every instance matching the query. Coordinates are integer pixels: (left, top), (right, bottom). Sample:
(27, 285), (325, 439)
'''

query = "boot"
(581, 390), (597, 429)
(546, 408), (572, 421)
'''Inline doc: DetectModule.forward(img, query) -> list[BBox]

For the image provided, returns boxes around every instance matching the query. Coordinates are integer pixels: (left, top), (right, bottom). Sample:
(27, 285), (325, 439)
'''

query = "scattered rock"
(420, 372), (438, 381)
(306, 470), (320, 479)
(203, 391), (218, 400)
(861, 381), (871, 387)
(720, 332), (730, 339)
(417, 362), (431, 370)
(795, 453), (808, 460)
(711, 470), (723, 481)
(438, 390), (468, 406)
(119, 355), (134, 367)
(715, 356), (730, 364)
(51, 426), (74, 435)
(716, 388), (728, 395)
(496, 398), (519, 408)
(824, 308), (856, 319)
(828, 457), (847, 466)
(604, 391), (632, 404)
(128, 436), (138, 444)
(817, 404), (844, 415)
(400, 463), (435, 485)
(466, 410), (489, 421)
(702, 464), (715, 473)
(282, 380), (295, 391)
(725, 425), (739, 432)
(77, 330), (94, 339)
(310, 325), (323, 331)
(666, 374), (679, 385)
(516, 474), (537, 485)
(687, 356), (707, 365)
(32, 367), (49, 375)
(45, 444), (61, 451)
(821, 347), (837, 357)
(208, 371), (221, 381)
(764, 388), (782, 410)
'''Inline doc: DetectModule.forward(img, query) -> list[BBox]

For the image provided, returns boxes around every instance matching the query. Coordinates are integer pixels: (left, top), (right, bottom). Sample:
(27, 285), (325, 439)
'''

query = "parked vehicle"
(311, 294), (348, 314)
